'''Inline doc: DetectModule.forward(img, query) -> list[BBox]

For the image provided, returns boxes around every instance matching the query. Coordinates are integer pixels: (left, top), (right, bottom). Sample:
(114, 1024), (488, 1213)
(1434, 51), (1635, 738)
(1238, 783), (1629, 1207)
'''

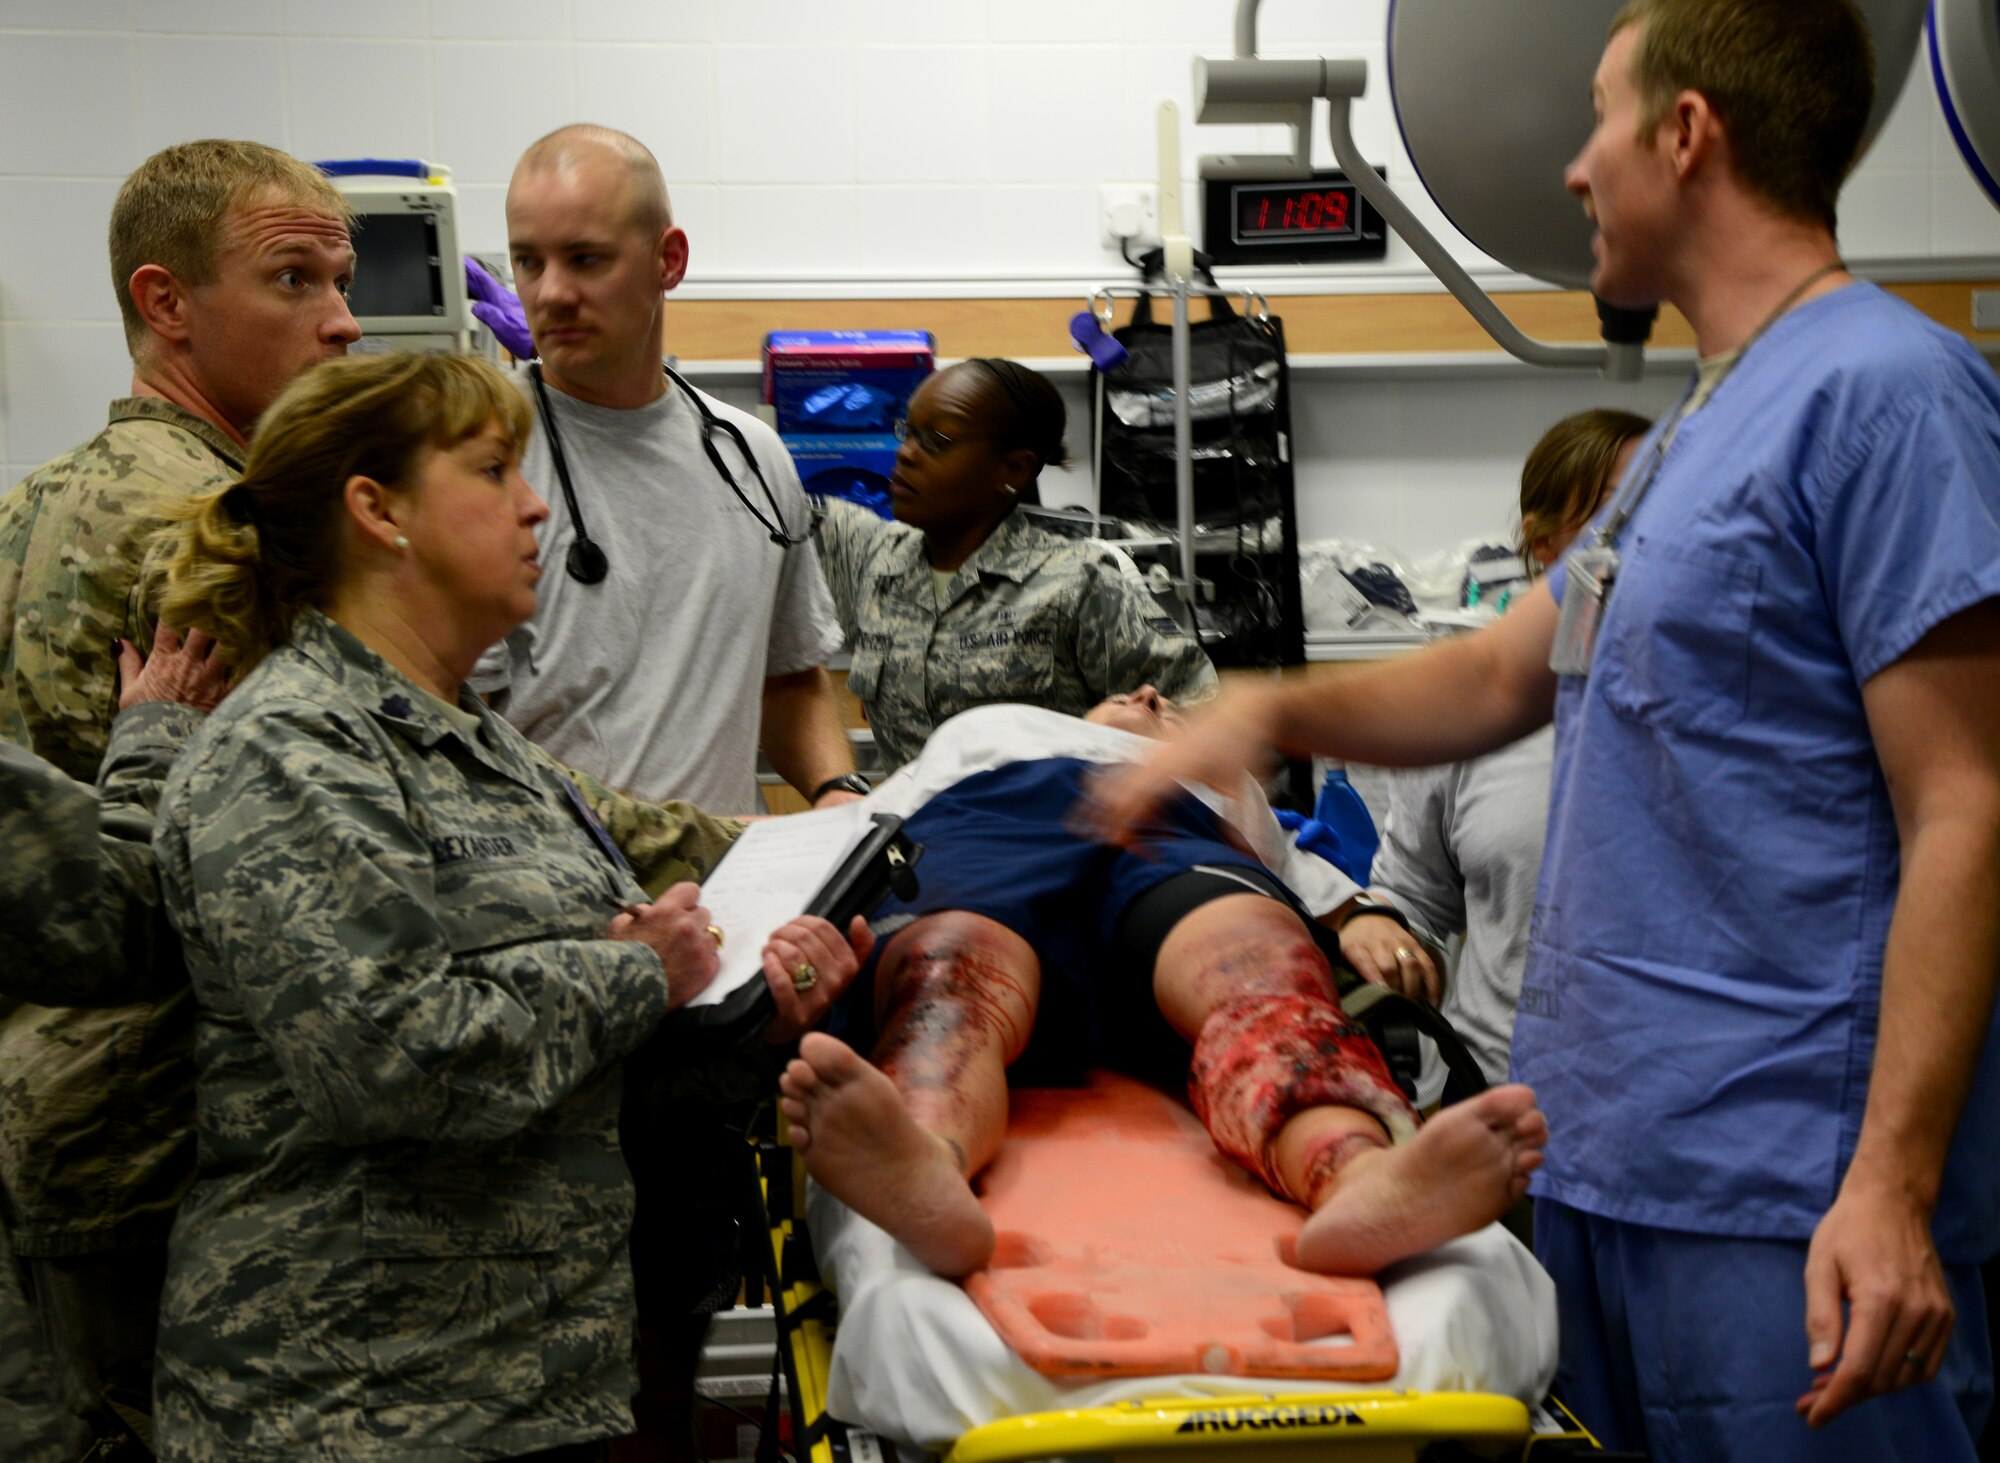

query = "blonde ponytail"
(156, 351), (531, 671)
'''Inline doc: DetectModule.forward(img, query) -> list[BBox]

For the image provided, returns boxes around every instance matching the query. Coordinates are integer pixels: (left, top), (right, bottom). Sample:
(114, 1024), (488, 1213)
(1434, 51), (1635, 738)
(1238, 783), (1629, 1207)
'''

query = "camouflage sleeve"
(809, 499), (889, 645)
(0, 720), (185, 1007)
(1074, 553), (1220, 707)
(11, 498), (169, 783)
(98, 700), (201, 820)
(0, 1208), (86, 1463)
(177, 698), (673, 1145)
(557, 758), (745, 899)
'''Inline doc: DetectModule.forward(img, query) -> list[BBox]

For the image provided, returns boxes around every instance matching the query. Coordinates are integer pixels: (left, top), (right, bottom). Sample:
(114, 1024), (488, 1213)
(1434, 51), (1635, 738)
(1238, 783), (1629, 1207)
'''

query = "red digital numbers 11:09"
(1240, 187), (1354, 237)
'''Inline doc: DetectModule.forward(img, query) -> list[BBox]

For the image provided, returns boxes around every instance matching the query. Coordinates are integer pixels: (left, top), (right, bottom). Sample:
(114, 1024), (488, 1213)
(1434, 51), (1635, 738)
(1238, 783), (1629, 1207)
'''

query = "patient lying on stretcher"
(779, 695), (1546, 1280)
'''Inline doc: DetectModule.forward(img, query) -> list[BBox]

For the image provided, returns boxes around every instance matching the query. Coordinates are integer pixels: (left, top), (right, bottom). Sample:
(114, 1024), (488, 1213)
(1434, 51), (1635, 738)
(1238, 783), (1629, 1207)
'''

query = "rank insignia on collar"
(380, 694), (414, 719)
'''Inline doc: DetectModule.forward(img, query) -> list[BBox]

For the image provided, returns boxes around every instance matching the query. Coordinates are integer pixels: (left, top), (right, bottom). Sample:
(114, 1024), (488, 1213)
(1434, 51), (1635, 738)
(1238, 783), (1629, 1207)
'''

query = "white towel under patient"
(808, 1179), (1560, 1453)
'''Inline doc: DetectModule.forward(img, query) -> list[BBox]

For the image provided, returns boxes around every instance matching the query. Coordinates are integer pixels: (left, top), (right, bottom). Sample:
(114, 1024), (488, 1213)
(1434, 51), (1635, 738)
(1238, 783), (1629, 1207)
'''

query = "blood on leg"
(871, 911), (1042, 1179)
(1154, 893), (1419, 1203)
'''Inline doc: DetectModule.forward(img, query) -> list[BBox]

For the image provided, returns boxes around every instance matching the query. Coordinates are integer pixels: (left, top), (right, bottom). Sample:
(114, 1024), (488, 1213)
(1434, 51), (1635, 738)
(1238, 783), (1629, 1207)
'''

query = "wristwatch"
(1333, 892), (1413, 933)
(809, 772), (873, 803)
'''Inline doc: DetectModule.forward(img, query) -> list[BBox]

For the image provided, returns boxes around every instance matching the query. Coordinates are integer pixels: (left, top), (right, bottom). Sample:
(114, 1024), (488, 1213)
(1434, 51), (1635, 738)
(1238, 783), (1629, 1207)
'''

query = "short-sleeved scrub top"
(1515, 282), (2000, 1259)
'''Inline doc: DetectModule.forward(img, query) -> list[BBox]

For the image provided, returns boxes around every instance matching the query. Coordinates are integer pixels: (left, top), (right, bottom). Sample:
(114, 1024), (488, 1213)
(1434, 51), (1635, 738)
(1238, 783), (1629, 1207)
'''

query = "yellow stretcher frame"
(748, 1113), (1615, 1463)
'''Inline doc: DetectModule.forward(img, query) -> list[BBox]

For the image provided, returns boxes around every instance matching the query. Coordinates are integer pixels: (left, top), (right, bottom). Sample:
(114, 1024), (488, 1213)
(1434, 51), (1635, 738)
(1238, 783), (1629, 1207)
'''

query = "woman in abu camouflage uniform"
(146, 352), (868, 1463)
(813, 358), (1217, 772)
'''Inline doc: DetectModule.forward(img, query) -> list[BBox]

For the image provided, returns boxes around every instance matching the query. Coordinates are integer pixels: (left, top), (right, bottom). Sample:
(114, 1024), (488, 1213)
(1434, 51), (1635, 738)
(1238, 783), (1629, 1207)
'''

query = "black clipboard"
(669, 811), (922, 1047)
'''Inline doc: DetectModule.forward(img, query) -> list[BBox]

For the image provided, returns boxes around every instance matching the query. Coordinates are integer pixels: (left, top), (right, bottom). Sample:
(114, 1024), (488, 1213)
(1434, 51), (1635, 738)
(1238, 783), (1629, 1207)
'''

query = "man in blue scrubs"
(1088, 1), (2000, 1457)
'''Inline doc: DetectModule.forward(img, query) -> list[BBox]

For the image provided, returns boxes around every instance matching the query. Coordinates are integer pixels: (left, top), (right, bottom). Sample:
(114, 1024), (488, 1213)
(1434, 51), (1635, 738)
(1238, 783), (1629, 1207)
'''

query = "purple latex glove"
(463, 257), (535, 358)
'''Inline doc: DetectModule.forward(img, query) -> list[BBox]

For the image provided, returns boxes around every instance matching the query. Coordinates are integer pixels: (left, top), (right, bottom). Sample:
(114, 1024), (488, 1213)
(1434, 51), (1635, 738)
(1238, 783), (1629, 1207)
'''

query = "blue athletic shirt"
(1518, 283), (2000, 1257)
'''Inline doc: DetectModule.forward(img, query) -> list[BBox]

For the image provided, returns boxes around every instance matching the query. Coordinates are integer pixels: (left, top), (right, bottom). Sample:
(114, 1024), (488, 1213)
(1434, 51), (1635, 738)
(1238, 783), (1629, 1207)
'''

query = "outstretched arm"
(1085, 580), (1562, 843)
(1800, 598), (2000, 1427)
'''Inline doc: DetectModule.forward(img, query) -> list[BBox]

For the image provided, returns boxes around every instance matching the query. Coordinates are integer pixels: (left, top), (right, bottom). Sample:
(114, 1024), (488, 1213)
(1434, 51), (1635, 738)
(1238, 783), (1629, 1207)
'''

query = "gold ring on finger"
(1903, 1350), (1925, 1368)
(1394, 946), (1416, 964)
(707, 924), (725, 949)
(791, 963), (818, 991)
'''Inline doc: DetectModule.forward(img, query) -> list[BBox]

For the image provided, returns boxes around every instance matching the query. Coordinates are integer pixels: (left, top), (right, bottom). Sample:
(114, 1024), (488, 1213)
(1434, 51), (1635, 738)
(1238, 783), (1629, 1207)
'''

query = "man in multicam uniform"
(0, 138), (360, 1455)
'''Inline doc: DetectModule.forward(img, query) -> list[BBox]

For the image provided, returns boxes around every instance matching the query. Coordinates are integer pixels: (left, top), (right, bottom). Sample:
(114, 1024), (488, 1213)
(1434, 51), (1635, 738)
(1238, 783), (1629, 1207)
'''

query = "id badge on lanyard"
(1549, 543), (1620, 676)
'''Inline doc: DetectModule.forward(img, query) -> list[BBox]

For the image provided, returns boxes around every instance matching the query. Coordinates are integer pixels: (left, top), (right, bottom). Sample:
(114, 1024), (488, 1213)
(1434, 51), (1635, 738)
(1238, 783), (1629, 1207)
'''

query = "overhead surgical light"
(1929, 0), (2000, 209)
(1190, 0), (1928, 379)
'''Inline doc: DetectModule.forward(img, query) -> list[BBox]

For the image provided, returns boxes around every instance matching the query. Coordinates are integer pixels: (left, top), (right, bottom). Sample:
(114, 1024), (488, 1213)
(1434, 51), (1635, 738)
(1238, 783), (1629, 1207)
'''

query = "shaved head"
(513, 123), (672, 234)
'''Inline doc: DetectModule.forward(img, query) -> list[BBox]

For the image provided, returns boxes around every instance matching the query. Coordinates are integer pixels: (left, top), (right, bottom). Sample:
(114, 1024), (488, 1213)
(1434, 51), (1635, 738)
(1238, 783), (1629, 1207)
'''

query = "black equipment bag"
(1096, 256), (1305, 668)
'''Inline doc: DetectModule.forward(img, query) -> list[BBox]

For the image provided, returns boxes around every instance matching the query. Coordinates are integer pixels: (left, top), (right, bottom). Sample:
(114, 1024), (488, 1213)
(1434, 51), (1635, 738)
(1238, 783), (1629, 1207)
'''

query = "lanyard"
(1589, 262), (1844, 554)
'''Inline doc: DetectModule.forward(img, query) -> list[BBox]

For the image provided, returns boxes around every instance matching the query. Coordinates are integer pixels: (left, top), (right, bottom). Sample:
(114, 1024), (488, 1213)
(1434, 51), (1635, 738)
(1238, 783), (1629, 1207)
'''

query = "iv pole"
(1160, 101), (1200, 608)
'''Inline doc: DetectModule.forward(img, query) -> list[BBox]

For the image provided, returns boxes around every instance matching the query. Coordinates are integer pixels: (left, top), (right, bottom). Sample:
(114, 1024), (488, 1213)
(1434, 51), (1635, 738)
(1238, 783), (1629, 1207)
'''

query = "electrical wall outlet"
(1099, 184), (1160, 248)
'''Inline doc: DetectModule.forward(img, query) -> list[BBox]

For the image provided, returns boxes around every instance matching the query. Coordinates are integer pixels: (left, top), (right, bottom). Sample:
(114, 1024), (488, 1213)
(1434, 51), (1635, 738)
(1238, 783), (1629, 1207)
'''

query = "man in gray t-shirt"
(472, 123), (859, 815)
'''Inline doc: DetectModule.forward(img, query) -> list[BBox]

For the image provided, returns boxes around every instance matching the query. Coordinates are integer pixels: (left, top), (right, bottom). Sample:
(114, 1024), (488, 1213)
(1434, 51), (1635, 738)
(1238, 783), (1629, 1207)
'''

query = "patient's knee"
(873, 912), (1038, 1064)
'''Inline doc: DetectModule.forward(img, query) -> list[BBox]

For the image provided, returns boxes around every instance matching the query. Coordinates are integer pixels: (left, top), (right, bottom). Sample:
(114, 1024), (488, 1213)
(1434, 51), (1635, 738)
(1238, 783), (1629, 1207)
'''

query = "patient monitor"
(318, 159), (472, 355)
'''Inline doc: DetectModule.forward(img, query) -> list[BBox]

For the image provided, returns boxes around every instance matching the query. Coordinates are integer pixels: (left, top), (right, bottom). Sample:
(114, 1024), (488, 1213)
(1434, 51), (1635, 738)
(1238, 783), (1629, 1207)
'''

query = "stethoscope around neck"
(527, 360), (808, 585)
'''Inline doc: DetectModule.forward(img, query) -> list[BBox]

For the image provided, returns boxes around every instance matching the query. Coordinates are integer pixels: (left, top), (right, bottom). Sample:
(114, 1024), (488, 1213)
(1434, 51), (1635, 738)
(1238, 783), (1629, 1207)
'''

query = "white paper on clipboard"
(686, 800), (874, 1009)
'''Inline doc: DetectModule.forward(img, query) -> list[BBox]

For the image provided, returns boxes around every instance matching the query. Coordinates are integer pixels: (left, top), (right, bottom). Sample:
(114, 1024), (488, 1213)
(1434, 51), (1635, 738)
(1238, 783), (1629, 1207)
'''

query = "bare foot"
(1292, 1084), (1547, 1276)
(778, 1032), (996, 1277)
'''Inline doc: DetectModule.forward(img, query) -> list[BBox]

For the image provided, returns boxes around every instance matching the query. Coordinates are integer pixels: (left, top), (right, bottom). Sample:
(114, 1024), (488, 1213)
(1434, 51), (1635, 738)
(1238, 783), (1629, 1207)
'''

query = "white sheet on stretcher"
(809, 1181), (1560, 1452)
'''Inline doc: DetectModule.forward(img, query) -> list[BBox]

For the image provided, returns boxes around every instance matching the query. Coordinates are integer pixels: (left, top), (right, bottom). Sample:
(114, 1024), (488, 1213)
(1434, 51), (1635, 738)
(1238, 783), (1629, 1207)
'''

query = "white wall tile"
(856, 47), (988, 185)
(133, 0), (279, 32)
(849, 185), (989, 272)
(137, 36), (284, 150)
(986, 48), (1123, 183)
(3, 322), (131, 466)
(288, 40), (432, 164)
(1396, 475), (1517, 557)
(716, 48), (857, 184)
(982, 184), (1103, 272)
(0, 0), (131, 28)
(1255, 0), (1386, 51)
(453, 181), (509, 255)
(1120, 0), (1231, 49)
(280, 0), (426, 36)
(985, 0), (1123, 45)
(719, 185), (860, 274)
(0, 179), (124, 322)
(573, 45), (717, 184)
(0, 34), (134, 174)
(1837, 171), (1930, 260)
(715, 0), (856, 46)
(433, 0), (569, 40)
(573, 0), (710, 42)
(858, 0), (985, 44)
(665, 183), (720, 274)
(1932, 161), (2000, 257)
(434, 42), (577, 184)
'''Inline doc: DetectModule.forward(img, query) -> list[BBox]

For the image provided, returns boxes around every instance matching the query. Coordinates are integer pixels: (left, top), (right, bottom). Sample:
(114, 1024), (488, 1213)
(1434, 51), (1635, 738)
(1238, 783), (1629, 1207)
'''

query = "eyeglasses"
(892, 418), (1005, 456)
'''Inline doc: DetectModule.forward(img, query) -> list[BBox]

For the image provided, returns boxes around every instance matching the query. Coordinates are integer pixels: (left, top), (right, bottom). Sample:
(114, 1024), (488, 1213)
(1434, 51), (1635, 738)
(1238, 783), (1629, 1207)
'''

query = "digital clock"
(1202, 169), (1389, 266)
(1238, 183), (1357, 238)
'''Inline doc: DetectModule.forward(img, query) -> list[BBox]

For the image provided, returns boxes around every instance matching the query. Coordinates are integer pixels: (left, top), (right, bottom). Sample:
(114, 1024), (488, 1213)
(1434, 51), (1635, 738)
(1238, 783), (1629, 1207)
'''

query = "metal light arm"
(1324, 88), (1639, 378)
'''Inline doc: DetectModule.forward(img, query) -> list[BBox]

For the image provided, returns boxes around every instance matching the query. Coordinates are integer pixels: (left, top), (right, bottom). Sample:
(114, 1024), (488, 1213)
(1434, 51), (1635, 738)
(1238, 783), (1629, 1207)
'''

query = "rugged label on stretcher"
(1173, 1404), (1366, 1434)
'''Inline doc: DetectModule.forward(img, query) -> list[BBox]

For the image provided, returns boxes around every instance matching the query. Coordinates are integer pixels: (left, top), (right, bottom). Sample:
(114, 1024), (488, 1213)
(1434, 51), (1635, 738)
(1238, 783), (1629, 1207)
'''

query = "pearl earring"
(393, 535), (410, 550)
